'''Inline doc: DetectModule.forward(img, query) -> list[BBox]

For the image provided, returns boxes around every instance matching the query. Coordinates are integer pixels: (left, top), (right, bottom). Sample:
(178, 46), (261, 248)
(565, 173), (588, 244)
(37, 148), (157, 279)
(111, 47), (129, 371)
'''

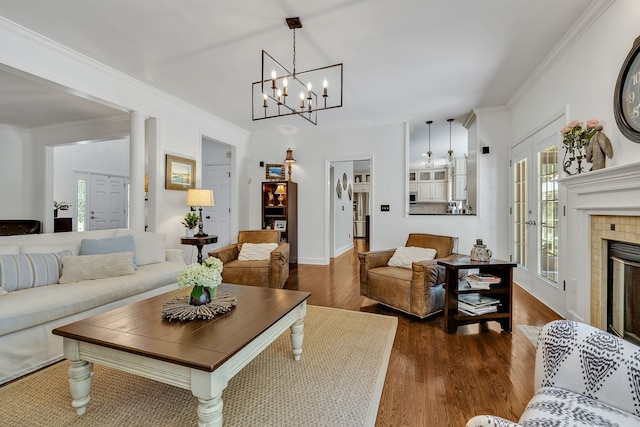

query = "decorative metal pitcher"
(470, 239), (492, 262)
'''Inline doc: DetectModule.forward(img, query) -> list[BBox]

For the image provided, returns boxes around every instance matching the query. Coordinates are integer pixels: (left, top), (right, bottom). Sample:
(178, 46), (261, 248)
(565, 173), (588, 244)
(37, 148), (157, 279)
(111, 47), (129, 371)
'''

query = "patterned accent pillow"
(0, 250), (71, 292)
(58, 252), (136, 284)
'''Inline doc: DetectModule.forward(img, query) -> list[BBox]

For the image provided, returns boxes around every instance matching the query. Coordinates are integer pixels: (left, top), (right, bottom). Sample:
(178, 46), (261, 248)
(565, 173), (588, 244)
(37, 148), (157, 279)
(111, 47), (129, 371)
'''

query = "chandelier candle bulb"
(271, 69), (277, 90)
(307, 82), (312, 100)
(323, 79), (328, 96)
(263, 93), (268, 108)
(300, 92), (304, 108)
(282, 77), (288, 97)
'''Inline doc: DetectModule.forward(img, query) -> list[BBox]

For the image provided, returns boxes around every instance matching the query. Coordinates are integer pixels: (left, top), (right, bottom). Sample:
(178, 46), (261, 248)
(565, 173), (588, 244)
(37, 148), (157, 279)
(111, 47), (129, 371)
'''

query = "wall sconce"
(284, 148), (296, 181)
(186, 189), (214, 237)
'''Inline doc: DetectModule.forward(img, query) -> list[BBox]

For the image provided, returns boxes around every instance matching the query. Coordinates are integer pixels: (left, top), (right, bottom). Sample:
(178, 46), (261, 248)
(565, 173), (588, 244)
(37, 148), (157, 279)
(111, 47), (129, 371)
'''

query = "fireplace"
(608, 240), (640, 344)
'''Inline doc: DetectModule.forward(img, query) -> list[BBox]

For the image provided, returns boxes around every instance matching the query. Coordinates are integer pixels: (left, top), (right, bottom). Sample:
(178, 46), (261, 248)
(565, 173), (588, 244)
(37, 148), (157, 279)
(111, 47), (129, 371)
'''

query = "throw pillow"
(58, 252), (136, 284)
(80, 235), (137, 268)
(238, 243), (278, 261)
(387, 246), (437, 269)
(114, 230), (166, 266)
(0, 250), (72, 292)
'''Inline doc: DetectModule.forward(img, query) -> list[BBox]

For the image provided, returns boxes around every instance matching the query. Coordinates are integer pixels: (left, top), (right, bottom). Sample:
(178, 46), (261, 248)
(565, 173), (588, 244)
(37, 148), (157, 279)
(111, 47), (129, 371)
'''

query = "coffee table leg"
(290, 318), (304, 361)
(68, 360), (93, 415)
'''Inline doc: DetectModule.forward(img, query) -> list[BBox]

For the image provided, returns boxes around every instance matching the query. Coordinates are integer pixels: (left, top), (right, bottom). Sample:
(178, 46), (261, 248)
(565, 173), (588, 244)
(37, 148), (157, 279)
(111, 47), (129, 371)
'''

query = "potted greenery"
(182, 212), (199, 237)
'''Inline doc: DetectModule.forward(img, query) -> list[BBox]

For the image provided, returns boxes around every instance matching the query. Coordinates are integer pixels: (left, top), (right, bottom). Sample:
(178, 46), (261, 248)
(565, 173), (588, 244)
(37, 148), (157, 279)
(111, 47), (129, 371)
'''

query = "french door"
(511, 116), (565, 317)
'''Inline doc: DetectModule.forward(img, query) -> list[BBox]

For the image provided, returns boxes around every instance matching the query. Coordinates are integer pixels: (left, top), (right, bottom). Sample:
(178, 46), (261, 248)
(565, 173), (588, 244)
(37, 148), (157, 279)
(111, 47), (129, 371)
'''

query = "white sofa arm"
(466, 415), (522, 427)
(165, 248), (185, 264)
(535, 320), (640, 416)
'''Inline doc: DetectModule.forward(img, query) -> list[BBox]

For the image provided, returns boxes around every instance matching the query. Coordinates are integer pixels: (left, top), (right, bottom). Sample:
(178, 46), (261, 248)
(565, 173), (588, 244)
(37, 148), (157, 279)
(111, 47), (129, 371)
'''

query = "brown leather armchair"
(358, 233), (464, 319)
(208, 230), (289, 288)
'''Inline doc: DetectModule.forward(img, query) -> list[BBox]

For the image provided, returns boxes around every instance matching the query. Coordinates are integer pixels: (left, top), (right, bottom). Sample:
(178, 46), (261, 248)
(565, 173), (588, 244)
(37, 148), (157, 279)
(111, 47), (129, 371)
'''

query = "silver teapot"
(470, 239), (492, 262)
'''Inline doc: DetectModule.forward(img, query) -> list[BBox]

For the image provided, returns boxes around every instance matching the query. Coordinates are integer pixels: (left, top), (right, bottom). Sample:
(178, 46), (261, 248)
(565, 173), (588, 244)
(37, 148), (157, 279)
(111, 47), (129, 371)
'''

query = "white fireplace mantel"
(559, 161), (640, 326)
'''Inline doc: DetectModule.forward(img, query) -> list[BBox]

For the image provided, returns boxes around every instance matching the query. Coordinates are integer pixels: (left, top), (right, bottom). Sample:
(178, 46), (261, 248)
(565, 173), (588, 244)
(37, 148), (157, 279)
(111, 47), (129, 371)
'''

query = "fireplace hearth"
(608, 240), (640, 344)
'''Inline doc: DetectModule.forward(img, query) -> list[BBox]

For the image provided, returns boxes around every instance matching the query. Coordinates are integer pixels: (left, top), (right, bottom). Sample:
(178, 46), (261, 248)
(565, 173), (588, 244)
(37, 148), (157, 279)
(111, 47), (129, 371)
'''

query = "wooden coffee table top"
(53, 284), (310, 372)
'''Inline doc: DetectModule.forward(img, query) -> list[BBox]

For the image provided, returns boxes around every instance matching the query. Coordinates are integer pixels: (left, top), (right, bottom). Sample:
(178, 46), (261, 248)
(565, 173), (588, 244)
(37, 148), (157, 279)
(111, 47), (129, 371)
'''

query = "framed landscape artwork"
(274, 219), (287, 231)
(266, 164), (285, 180)
(165, 154), (196, 191)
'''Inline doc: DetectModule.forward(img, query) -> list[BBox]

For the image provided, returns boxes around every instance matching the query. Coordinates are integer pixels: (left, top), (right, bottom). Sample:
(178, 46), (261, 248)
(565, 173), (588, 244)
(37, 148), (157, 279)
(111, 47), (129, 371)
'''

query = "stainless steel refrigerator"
(353, 191), (369, 238)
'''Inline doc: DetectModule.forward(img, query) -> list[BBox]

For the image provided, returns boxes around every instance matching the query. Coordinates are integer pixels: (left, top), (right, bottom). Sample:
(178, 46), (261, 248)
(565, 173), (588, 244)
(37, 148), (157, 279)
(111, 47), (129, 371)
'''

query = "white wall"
(331, 161), (354, 257)
(249, 120), (505, 264)
(0, 18), (250, 246)
(0, 124), (32, 218)
(509, 1), (640, 165)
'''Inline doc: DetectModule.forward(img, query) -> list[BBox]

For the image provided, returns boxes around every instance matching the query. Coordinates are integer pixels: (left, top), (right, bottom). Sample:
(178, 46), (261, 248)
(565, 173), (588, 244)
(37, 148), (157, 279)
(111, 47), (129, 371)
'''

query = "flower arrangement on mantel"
(177, 256), (223, 306)
(561, 119), (599, 157)
(560, 119), (613, 175)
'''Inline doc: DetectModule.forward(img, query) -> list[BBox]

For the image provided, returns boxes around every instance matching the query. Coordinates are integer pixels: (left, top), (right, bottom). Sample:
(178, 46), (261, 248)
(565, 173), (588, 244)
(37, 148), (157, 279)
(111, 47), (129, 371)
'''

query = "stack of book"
(465, 272), (501, 290)
(458, 293), (500, 316)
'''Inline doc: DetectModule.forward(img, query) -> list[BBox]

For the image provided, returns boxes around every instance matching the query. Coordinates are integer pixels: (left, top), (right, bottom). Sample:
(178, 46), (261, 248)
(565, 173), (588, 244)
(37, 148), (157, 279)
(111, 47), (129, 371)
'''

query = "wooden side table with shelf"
(437, 257), (517, 334)
(180, 235), (218, 264)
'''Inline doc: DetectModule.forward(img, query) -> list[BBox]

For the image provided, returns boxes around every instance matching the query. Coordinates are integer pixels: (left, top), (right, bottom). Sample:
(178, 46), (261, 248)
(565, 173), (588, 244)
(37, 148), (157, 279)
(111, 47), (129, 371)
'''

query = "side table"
(180, 235), (218, 264)
(437, 257), (517, 334)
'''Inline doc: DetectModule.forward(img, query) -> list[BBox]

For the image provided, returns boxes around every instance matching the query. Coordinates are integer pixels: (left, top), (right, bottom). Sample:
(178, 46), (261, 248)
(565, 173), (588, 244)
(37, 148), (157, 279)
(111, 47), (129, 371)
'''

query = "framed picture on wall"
(266, 164), (285, 180)
(165, 154), (196, 191)
(274, 219), (287, 231)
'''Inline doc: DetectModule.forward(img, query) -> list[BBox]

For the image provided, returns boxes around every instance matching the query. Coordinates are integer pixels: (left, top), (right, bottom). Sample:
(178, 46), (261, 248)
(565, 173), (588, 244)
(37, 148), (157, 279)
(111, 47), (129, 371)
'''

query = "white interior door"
(511, 116), (565, 317)
(204, 164), (231, 249)
(89, 174), (126, 230)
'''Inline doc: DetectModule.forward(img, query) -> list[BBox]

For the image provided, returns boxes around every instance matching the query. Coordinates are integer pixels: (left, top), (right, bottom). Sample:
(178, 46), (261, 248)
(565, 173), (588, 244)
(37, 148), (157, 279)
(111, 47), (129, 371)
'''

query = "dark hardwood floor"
(285, 239), (561, 427)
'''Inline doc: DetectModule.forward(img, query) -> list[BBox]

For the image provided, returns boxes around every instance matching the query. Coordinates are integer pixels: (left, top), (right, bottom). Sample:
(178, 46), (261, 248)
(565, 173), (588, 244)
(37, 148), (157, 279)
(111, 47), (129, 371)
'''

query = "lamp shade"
(187, 189), (214, 207)
(284, 148), (296, 163)
(274, 184), (287, 194)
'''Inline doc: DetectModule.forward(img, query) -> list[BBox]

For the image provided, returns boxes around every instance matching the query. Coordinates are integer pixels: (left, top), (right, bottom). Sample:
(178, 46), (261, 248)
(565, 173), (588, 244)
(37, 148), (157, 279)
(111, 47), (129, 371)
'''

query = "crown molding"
(507, 0), (616, 109)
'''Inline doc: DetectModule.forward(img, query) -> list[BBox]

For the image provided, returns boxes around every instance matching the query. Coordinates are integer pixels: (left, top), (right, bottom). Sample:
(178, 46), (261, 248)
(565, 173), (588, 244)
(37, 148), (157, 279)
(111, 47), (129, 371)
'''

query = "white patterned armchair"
(466, 320), (640, 427)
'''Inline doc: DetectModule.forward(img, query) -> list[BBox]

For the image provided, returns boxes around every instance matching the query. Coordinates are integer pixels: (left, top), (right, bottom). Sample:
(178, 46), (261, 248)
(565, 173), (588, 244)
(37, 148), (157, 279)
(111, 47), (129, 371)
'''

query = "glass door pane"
(513, 159), (527, 268)
(538, 145), (558, 283)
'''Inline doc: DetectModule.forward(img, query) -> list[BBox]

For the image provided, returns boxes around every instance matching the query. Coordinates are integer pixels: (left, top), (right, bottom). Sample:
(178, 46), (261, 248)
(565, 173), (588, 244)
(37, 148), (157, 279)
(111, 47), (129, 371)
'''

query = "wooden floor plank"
(285, 239), (561, 426)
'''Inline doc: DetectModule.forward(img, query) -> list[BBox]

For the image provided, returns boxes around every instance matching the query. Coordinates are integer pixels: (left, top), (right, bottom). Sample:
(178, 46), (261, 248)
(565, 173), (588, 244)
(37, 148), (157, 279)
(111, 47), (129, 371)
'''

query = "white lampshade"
(186, 189), (214, 207)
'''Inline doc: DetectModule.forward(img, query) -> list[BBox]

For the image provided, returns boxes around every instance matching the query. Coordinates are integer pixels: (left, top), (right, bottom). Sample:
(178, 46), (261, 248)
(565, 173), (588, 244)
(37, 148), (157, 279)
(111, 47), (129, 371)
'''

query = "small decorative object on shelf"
(585, 125), (613, 171)
(53, 201), (71, 218)
(470, 239), (492, 262)
(163, 257), (236, 321)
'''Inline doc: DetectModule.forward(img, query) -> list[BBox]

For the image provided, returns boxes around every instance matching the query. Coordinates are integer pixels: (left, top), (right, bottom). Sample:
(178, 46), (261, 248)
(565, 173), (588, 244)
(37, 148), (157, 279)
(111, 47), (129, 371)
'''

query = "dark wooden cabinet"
(54, 217), (73, 233)
(262, 181), (297, 263)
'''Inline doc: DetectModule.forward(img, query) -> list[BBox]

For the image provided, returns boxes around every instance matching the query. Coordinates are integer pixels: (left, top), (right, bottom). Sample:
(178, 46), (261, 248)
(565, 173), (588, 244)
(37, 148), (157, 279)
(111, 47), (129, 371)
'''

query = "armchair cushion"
(238, 243), (279, 261)
(388, 246), (437, 269)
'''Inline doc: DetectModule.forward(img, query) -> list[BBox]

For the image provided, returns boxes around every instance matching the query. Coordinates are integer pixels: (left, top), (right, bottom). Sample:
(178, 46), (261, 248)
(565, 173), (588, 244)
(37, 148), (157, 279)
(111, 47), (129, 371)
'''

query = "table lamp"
(284, 148), (296, 181)
(274, 184), (286, 207)
(186, 188), (214, 237)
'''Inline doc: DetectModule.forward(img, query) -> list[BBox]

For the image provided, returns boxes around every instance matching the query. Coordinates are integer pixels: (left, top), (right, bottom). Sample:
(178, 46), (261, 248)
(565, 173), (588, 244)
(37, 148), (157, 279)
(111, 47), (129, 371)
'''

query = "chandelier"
(251, 17), (343, 125)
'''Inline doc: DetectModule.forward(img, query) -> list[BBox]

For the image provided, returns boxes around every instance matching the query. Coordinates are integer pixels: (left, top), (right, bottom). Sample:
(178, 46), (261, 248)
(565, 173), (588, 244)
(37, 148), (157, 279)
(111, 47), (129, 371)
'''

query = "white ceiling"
(0, 0), (592, 133)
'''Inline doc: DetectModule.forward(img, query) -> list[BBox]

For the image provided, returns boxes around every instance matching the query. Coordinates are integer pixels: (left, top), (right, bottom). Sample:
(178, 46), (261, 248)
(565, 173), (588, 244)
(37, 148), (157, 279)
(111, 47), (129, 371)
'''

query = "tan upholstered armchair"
(358, 233), (464, 319)
(208, 230), (289, 288)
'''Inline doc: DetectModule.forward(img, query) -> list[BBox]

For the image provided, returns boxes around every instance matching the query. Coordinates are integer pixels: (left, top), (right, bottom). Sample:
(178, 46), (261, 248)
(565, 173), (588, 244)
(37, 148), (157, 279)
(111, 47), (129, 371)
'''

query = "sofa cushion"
(222, 259), (271, 287)
(58, 252), (136, 284)
(21, 244), (77, 255)
(0, 260), (184, 336)
(0, 251), (71, 292)
(519, 386), (640, 426)
(80, 235), (137, 268)
(115, 230), (166, 266)
(0, 245), (19, 255)
(238, 243), (278, 261)
(388, 246), (437, 269)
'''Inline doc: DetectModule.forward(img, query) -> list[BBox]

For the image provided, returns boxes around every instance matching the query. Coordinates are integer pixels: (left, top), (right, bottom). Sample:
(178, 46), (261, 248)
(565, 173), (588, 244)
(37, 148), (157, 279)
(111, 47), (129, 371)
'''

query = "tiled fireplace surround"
(560, 161), (640, 329)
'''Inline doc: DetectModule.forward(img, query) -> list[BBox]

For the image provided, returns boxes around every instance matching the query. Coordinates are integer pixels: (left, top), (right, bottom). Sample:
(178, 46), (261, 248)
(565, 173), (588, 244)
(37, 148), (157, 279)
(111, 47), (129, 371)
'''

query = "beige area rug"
(517, 324), (543, 347)
(0, 305), (397, 427)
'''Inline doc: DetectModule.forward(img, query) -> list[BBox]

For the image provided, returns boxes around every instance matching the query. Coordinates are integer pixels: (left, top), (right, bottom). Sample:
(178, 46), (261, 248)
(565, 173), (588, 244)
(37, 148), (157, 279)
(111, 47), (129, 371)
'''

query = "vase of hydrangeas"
(177, 257), (223, 306)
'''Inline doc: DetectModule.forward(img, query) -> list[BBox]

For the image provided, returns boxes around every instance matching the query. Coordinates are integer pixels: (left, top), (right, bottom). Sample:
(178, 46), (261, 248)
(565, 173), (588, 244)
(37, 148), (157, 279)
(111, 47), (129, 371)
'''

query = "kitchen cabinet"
(417, 182), (447, 202)
(452, 156), (467, 201)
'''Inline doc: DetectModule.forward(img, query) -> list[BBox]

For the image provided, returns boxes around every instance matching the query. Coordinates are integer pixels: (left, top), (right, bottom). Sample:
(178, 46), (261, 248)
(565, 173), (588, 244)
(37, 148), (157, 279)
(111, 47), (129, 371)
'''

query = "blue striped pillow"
(0, 251), (71, 292)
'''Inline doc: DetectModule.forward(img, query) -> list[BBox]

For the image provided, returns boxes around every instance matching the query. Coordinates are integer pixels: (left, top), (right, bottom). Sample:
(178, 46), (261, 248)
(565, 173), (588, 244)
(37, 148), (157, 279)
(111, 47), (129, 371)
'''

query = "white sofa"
(466, 320), (640, 426)
(0, 229), (185, 385)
